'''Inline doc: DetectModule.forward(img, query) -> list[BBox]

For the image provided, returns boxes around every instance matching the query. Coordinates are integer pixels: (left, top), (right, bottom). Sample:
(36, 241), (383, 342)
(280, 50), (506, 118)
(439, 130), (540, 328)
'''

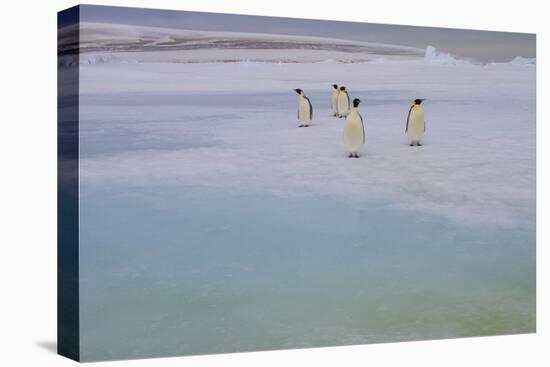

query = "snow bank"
(81, 53), (119, 65)
(80, 53), (140, 65)
(366, 58), (386, 65)
(145, 35), (176, 46)
(59, 53), (129, 67)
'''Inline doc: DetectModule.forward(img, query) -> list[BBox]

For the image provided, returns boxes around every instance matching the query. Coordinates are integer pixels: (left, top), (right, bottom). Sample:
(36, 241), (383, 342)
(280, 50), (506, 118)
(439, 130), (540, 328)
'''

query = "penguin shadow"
(35, 340), (57, 354)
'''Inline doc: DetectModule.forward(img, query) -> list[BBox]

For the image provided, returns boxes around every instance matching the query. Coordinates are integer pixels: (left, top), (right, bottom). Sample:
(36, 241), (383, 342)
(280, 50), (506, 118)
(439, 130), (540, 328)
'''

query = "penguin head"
(332, 84), (338, 89)
(294, 88), (303, 95)
(414, 98), (425, 105)
(353, 98), (361, 108)
(340, 86), (346, 91)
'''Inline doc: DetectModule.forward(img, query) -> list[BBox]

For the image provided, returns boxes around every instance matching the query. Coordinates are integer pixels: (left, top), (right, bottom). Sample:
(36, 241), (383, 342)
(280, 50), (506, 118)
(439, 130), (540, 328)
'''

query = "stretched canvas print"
(58, 4), (536, 362)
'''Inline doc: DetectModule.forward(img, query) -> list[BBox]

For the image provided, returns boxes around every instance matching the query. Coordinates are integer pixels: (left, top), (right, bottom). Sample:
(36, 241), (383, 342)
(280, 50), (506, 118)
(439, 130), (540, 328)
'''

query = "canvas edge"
(57, 4), (81, 362)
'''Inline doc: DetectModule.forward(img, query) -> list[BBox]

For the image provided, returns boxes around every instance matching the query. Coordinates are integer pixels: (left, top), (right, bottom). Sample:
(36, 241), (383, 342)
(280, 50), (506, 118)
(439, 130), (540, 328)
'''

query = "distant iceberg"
(424, 45), (466, 66)
(509, 56), (536, 65)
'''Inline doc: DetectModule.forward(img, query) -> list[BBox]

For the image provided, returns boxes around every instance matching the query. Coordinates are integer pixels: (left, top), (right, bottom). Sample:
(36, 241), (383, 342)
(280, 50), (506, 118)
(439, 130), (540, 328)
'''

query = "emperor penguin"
(331, 84), (339, 116)
(405, 99), (426, 146)
(336, 86), (350, 118)
(344, 98), (365, 158)
(294, 88), (312, 127)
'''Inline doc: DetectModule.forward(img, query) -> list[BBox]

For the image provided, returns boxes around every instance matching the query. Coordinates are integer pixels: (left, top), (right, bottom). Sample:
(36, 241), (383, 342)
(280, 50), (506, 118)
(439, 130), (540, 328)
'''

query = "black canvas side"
(57, 5), (80, 362)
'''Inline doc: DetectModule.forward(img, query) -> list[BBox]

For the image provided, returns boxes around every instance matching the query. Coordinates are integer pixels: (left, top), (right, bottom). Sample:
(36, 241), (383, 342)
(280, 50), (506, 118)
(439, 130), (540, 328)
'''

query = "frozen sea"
(63, 23), (536, 361)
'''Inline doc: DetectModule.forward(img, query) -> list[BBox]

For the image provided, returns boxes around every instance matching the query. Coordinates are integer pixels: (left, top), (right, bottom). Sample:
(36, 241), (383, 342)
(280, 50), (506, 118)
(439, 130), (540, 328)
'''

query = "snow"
(75, 28), (535, 229)
(80, 53), (120, 65)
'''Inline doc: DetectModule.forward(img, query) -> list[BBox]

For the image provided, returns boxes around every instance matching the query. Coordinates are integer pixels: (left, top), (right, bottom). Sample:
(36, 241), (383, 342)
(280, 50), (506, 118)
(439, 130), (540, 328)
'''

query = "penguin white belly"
(337, 93), (349, 116)
(344, 112), (364, 154)
(298, 98), (311, 125)
(407, 108), (425, 143)
(331, 92), (339, 114)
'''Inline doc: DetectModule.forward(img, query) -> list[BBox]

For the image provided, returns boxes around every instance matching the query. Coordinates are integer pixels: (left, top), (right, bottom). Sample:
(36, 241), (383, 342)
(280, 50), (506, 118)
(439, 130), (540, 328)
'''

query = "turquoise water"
(78, 185), (535, 361)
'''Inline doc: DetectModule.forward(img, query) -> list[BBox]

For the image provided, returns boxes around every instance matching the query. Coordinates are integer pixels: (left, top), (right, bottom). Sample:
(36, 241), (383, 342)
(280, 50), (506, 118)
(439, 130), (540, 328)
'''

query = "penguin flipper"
(424, 120), (426, 132)
(346, 92), (350, 110)
(405, 105), (413, 133)
(360, 114), (365, 144)
(305, 96), (313, 121)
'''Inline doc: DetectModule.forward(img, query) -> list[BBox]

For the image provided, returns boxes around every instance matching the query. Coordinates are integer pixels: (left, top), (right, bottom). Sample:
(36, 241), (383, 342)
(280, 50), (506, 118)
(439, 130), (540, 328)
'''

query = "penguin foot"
(298, 125), (304, 128)
(409, 143), (414, 146)
(417, 143), (422, 146)
(348, 154), (353, 158)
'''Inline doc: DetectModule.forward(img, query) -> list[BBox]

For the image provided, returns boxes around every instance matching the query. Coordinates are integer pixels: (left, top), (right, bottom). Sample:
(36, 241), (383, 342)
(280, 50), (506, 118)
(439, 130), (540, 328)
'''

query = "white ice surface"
(75, 26), (535, 230)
